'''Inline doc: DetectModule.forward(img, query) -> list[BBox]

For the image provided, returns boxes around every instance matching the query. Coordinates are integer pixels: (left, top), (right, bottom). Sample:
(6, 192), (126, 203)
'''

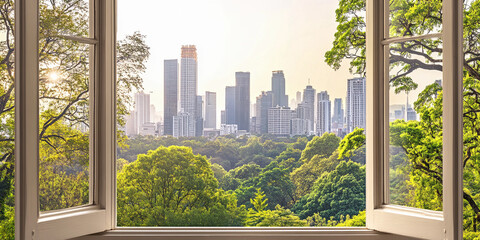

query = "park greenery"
(1, 0), (480, 239)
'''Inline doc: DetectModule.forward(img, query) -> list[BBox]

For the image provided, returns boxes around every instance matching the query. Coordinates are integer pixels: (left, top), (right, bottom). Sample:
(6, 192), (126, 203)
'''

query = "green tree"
(117, 146), (245, 226)
(292, 161), (366, 221)
(299, 133), (340, 162)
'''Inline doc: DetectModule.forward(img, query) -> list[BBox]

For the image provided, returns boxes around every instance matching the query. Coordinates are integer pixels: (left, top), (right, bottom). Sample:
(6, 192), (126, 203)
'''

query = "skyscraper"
(204, 91), (216, 129)
(332, 98), (345, 137)
(271, 70), (288, 107)
(235, 72), (250, 131)
(163, 59), (178, 136)
(180, 45), (198, 136)
(317, 91), (331, 136)
(302, 85), (316, 132)
(255, 91), (274, 134)
(173, 110), (195, 137)
(346, 77), (366, 133)
(225, 86), (236, 124)
(134, 91), (151, 134)
(195, 95), (204, 137)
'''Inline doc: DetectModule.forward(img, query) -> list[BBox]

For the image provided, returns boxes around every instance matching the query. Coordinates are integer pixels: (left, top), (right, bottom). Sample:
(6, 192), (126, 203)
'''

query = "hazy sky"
(117, 0), (442, 126)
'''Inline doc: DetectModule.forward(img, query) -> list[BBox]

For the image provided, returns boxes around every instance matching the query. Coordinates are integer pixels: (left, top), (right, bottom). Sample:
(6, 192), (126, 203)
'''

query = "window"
(13, 0), (463, 239)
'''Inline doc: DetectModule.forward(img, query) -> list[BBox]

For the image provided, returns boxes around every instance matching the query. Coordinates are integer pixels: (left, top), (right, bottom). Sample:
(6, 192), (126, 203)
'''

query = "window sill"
(75, 228), (419, 240)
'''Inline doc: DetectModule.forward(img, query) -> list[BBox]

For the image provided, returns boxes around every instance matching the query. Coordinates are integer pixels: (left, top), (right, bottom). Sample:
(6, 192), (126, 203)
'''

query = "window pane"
(40, 0), (91, 37)
(117, 0), (367, 227)
(463, 0), (480, 236)
(388, 0), (442, 37)
(388, 38), (443, 211)
(39, 39), (91, 212)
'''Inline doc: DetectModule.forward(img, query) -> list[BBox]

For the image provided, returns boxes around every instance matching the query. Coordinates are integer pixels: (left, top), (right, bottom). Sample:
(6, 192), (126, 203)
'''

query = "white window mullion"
(442, 0), (463, 238)
(15, 0), (40, 239)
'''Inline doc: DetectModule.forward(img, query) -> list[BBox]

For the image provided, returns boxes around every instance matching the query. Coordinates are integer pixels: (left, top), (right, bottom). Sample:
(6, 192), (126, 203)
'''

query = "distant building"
(225, 86), (236, 124)
(255, 91), (274, 134)
(195, 95), (204, 137)
(332, 98), (344, 137)
(250, 117), (257, 133)
(389, 104), (405, 122)
(134, 92), (154, 135)
(203, 129), (220, 139)
(346, 77), (366, 133)
(271, 70), (288, 107)
(317, 91), (331, 136)
(268, 106), (292, 137)
(296, 103), (314, 135)
(406, 105), (417, 121)
(125, 110), (136, 136)
(204, 91), (216, 129)
(173, 110), (195, 137)
(220, 124), (238, 135)
(220, 110), (226, 124)
(302, 85), (316, 132)
(291, 118), (310, 136)
(163, 59), (178, 136)
(235, 72), (250, 131)
(180, 45), (198, 135)
(139, 122), (156, 136)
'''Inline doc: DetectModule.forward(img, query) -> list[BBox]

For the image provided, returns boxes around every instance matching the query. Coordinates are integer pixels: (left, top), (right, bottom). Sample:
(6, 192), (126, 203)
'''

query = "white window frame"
(14, 0), (116, 239)
(365, 0), (463, 239)
(14, 0), (463, 239)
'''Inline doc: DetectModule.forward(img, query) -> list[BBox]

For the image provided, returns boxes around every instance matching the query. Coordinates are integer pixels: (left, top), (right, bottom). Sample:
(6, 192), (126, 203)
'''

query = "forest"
(1, 0), (480, 239)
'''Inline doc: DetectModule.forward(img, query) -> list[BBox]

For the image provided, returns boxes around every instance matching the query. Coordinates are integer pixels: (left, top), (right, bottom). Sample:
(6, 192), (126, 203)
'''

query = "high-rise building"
(268, 106), (292, 137)
(173, 110), (195, 137)
(271, 70), (288, 107)
(220, 110), (226, 124)
(225, 86), (236, 124)
(302, 85), (316, 131)
(332, 98), (345, 137)
(195, 95), (204, 137)
(180, 45), (198, 136)
(204, 91), (216, 129)
(291, 118), (310, 136)
(163, 59), (178, 136)
(134, 91), (151, 134)
(255, 91), (274, 134)
(235, 72), (250, 131)
(346, 77), (366, 133)
(317, 91), (331, 136)
(296, 91), (302, 105)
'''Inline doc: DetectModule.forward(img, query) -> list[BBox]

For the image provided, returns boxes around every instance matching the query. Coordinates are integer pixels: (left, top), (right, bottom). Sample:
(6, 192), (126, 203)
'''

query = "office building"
(291, 118), (310, 136)
(204, 91), (216, 129)
(180, 45), (198, 135)
(163, 59), (178, 135)
(332, 98), (345, 137)
(173, 110), (195, 137)
(317, 91), (331, 136)
(346, 77), (366, 133)
(302, 85), (316, 131)
(225, 86), (236, 124)
(268, 106), (292, 137)
(255, 91), (274, 134)
(272, 70), (288, 107)
(195, 95), (204, 137)
(235, 72), (250, 131)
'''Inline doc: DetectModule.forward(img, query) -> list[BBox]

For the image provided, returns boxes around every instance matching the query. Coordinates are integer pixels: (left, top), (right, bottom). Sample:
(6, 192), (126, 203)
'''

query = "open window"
(15, 0), (115, 239)
(14, 0), (463, 239)
(365, 0), (463, 239)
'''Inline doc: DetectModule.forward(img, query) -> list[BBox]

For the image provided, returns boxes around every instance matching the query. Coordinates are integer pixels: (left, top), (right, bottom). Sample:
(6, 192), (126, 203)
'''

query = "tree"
(327, 0), (480, 232)
(245, 189), (306, 227)
(292, 161), (366, 221)
(117, 146), (245, 226)
(299, 133), (340, 162)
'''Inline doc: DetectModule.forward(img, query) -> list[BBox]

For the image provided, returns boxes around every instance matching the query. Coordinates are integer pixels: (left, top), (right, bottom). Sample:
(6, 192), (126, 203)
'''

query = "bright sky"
(117, 0), (442, 126)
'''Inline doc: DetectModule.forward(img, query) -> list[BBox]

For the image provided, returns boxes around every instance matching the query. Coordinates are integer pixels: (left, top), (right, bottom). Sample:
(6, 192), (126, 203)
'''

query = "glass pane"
(388, 0), (442, 37)
(388, 38), (443, 211)
(117, 0), (367, 227)
(40, 0), (91, 37)
(39, 39), (91, 212)
(0, 0), (15, 237)
(463, 0), (480, 236)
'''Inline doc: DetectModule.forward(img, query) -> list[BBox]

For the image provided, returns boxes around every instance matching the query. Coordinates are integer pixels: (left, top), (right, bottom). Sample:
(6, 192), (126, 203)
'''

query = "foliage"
(245, 189), (306, 227)
(299, 133), (340, 162)
(117, 146), (245, 226)
(337, 128), (365, 160)
(293, 161), (366, 221)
